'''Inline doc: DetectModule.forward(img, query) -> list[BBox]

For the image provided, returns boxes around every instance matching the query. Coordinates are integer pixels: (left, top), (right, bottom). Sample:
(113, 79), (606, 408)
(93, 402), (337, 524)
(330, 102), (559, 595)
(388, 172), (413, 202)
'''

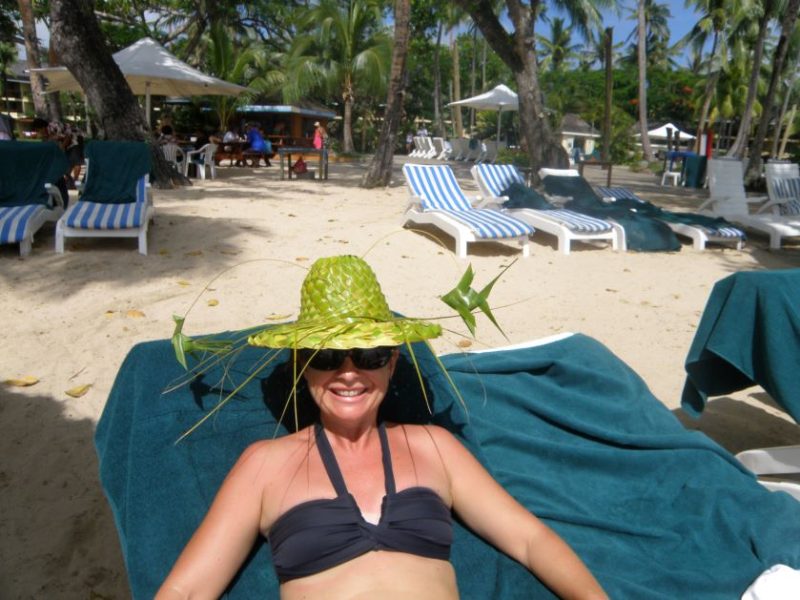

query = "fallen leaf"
(266, 313), (293, 321)
(295, 257), (309, 262)
(457, 340), (473, 348)
(126, 309), (146, 318)
(207, 299), (219, 307)
(65, 384), (92, 398)
(4, 376), (39, 387)
(185, 250), (203, 256)
(219, 250), (239, 256)
(177, 280), (191, 287)
(104, 310), (117, 318)
(158, 249), (170, 256)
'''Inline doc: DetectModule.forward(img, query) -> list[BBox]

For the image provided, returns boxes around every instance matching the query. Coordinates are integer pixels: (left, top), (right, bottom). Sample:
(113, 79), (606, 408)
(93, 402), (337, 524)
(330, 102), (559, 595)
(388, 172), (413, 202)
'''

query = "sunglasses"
(296, 346), (396, 371)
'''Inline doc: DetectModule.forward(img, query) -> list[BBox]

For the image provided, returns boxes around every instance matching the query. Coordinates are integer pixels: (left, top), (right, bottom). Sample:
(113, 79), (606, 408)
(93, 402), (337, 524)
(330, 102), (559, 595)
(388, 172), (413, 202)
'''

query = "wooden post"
(602, 27), (613, 162)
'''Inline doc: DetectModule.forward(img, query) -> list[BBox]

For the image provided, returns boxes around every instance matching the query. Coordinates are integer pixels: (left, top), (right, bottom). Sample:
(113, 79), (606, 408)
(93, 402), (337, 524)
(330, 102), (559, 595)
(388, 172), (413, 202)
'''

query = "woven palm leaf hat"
(249, 255), (442, 350)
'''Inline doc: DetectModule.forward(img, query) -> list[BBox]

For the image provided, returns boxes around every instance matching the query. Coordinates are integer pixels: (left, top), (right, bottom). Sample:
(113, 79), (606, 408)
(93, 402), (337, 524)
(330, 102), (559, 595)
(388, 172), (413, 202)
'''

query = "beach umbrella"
(448, 84), (518, 141)
(644, 122), (696, 141)
(31, 38), (247, 125)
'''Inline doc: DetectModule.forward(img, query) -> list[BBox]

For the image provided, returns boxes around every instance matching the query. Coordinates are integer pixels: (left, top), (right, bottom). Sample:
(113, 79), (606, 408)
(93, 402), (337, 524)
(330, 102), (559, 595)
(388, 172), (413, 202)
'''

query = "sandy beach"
(2, 156), (799, 598)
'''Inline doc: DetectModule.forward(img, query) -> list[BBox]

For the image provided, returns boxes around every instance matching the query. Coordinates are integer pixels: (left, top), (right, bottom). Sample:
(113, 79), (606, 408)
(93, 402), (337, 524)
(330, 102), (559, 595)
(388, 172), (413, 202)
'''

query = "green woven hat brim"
(248, 318), (442, 350)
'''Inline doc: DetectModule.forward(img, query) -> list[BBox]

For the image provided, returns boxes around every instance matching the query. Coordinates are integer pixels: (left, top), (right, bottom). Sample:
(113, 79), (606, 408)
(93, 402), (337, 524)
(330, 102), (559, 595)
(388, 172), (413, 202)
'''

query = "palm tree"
(538, 17), (580, 72)
(636, 0), (655, 161)
(204, 23), (263, 131)
(727, 0), (777, 157)
(280, 0), (391, 153)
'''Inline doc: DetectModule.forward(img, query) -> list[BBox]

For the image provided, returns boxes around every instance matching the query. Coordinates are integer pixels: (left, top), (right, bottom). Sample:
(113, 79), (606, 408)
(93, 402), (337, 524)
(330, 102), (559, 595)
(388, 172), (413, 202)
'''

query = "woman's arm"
(429, 427), (608, 600)
(156, 442), (271, 600)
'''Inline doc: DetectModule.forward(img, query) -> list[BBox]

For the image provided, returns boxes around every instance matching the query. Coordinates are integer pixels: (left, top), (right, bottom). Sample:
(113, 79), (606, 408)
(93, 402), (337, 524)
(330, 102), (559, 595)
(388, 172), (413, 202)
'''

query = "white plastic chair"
(183, 143), (217, 180)
(160, 143), (184, 171)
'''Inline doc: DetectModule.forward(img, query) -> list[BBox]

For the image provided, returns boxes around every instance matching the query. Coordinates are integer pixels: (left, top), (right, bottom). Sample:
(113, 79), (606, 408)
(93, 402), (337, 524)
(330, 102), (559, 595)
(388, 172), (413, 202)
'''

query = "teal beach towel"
(0, 141), (68, 207)
(81, 141), (152, 204)
(96, 333), (800, 598)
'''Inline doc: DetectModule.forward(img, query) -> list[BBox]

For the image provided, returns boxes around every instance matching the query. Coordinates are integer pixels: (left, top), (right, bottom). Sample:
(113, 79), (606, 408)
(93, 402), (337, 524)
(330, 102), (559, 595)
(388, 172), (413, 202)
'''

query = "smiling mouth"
(333, 388), (366, 398)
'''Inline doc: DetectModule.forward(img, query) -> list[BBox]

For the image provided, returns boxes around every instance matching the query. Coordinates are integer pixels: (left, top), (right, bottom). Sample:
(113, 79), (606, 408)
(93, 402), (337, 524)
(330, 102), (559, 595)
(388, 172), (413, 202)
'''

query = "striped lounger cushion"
(771, 177), (800, 216)
(0, 205), (46, 244)
(597, 186), (743, 239)
(475, 164), (612, 234)
(405, 165), (533, 239)
(64, 201), (147, 230)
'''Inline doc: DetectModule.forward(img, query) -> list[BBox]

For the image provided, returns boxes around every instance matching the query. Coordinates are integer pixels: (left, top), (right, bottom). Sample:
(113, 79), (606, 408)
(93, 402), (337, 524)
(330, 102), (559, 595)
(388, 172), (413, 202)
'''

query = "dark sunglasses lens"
(298, 347), (394, 370)
(351, 347), (393, 369)
(299, 349), (346, 371)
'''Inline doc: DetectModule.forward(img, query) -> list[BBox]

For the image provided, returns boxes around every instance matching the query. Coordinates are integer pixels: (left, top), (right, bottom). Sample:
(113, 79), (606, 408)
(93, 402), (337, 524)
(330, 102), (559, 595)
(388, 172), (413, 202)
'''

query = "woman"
(157, 256), (608, 600)
(312, 121), (327, 150)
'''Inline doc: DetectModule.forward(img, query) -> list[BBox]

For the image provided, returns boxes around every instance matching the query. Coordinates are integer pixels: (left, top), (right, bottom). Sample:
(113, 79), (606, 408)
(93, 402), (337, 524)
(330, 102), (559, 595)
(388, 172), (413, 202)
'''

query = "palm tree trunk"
(693, 33), (719, 153)
(637, 0), (655, 162)
(451, 33), (463, 137)
(18, 0), (61, 120)
(361, 0), (410, 188)
(770, 83), (792, 158)
(745, 0), (800, 181)
(342, 76), (355, 154)
(432, 21), (445, 138)
(728, 0), (773, 158)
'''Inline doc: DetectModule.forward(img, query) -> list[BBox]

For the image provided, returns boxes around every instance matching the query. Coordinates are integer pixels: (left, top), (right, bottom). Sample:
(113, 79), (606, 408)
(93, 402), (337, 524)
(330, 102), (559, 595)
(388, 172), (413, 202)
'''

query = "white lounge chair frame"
(472, 164), (622, 255)
(700, 158), (800, 249)
(597, 186), (744, 251)
(402, 163), (532, 258)
(736, 445), (800, 502)
(55, 159), (154, 255)
(764, 161), (800, 215)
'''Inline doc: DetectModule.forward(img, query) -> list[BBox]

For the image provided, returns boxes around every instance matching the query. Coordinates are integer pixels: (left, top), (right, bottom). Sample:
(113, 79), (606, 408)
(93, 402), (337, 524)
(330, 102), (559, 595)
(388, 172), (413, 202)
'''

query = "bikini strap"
(314, 423), (348, 496)
(378, 422), (396, 495)
(315, 422), (396, 496)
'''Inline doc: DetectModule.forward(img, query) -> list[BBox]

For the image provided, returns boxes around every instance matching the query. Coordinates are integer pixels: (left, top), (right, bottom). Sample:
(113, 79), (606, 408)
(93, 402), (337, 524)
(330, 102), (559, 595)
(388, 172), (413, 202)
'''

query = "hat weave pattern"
(249, 255), (441, 350)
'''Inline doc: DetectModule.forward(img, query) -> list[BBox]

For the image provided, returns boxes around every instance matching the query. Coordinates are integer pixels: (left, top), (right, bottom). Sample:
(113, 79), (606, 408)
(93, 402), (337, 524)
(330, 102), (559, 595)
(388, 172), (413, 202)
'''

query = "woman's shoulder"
(387, 423), (463, 451)
(236, 429), (313, 468)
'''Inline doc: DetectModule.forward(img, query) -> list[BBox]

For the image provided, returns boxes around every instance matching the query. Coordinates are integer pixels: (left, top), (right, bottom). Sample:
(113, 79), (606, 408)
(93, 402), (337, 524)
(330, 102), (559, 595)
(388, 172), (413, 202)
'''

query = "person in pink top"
(313, 121), (327, 150)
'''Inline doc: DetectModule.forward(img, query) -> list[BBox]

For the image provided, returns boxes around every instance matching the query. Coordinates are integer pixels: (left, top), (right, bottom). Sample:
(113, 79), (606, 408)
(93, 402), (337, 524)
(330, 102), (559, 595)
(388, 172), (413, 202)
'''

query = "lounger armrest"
(736, 445), (800, 475)
(755, 196), (786, 214)
(44, 183), (65, 210)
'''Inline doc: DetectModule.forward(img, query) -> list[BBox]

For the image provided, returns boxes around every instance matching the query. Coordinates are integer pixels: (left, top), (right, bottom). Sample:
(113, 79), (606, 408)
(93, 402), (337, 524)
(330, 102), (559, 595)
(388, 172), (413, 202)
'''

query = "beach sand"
(2, 157), (799, 598)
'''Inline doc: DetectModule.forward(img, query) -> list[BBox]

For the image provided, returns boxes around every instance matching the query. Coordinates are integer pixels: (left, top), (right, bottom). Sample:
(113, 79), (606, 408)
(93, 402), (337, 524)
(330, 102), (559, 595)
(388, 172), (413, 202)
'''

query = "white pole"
(145, 81), (151, 127)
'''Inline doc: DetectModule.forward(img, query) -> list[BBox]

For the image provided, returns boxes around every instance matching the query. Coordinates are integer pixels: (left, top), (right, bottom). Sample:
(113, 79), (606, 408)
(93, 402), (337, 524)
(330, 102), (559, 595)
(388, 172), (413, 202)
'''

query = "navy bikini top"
(268, 422), (453, 582)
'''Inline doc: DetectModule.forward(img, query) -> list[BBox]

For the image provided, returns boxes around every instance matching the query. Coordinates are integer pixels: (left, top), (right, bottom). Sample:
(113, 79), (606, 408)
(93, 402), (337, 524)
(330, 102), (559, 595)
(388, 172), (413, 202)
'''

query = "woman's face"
(303, 350), (398, 422)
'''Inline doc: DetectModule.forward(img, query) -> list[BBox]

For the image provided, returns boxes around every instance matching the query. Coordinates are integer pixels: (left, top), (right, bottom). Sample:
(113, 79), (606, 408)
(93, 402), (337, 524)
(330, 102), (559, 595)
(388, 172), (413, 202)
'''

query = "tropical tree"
(18, 0), (64, 120)
(454, 0), (612, 176)
(745, 0), (800, 180)
(727, 0), (777, 157)
(362, 0), (410, 187)
(278, 0), (392, 154)
(636, 0), (655, 161)
(538, 17), (580, 72)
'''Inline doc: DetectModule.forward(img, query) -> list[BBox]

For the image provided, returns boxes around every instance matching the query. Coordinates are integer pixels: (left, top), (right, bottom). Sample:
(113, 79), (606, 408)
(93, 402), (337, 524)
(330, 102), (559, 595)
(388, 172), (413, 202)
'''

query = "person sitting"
(156, 255), (608, 600)
(222, 128), (240, 143)
(243, 123), (272, 167)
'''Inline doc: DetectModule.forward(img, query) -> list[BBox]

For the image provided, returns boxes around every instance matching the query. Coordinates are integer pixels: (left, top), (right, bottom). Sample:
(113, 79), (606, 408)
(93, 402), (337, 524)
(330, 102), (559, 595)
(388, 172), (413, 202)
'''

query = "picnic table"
(278, 147), (329, 181)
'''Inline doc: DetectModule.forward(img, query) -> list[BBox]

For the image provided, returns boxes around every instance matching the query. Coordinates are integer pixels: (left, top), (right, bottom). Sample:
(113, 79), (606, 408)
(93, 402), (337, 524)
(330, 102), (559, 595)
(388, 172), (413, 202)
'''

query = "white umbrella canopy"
(645, 122), (696, 141)
(448, 84), (518, 141)
(32, 37), (247, 124)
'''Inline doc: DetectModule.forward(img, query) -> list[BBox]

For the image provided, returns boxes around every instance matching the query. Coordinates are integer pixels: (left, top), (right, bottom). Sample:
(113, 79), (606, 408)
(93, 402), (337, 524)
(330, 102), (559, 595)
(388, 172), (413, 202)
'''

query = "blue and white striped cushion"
(477, 163), (611, 233)
(772, 177), (800, 216)
(403, 164), (533, 238)
(0, 204), (45, 244)
(597, 186), (743, 239)
(539, 209), (613, 233)
(64, 201), (146, 229)
(475, 163), (525, 197)
(65, 176), (148, 230)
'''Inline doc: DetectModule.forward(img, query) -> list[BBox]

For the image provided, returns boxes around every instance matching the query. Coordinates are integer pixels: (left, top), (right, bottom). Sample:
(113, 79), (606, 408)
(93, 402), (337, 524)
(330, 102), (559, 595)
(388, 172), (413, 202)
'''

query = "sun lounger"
(402, 163), (532, 258)
(539, 167), (681, 252)
(700, 158), (800, 249)
(55, 141), (153, 255)
(596, 186), (745, 251)
(471, 163), (622, 255)
(0, 141), (68, 256)
(682, 269), (800, 500)
(96, 330), (800, 599)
